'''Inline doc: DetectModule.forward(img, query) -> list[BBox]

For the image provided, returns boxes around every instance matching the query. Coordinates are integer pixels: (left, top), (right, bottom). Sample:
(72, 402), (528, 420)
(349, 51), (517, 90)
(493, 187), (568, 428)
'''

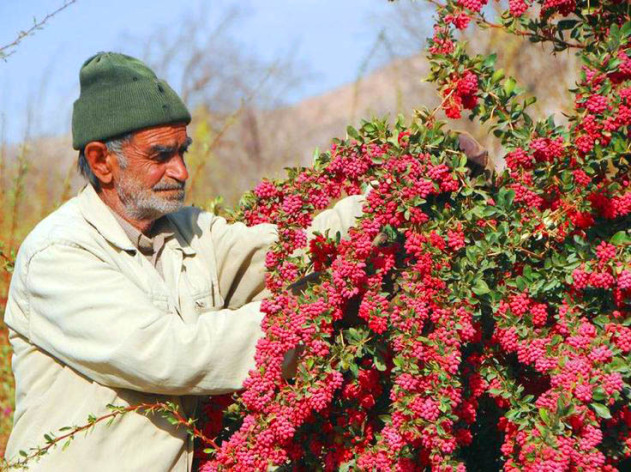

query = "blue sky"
(0, 0), (429, 143)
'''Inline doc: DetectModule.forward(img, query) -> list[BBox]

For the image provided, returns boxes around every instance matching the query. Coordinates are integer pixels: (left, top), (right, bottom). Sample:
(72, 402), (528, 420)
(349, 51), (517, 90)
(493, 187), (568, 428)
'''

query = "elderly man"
(3, 52), (365, 471)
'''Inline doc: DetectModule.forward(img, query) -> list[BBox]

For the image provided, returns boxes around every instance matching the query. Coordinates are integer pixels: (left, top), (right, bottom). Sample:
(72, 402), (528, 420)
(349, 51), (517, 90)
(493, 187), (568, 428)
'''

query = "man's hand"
(282, 344), (305, 379)
(288, 271), (322, 296)
(281, 273), (321, 379)
(456, 131), (496, 183)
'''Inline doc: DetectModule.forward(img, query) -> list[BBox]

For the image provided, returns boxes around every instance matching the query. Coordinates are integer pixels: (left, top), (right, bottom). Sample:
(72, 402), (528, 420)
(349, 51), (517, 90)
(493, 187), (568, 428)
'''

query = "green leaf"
(339, 461), (357, 472)
(165, 415), (179, 425)
(504, 189), (515, 208)
(541, 279), (560, 292)
(346, 126), (360, 140)
(592, 387), (607, 402)
(592, 315), (610, 328)
(491, 68), (505, 83)
(539, 408), (551, 425)
(610, 231), (630, 245)
(472, 278), (491, 296)
(373, 355), (387, 372)
(524, 96), (537, 107)
(557, 19), (579, 31)
(496, 188), (515, 209)
(591, 403), (612, 419)
(610, 23), (621, 43)
(504, 77), (516, 95)
(483, 53), (497, 68)
(62, 439), (73, 451)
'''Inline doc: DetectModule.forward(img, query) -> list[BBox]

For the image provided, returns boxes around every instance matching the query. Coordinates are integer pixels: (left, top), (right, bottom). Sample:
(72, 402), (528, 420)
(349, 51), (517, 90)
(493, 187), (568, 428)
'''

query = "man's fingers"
(288, 271), (322, 295)
(457, 131), (490, 171)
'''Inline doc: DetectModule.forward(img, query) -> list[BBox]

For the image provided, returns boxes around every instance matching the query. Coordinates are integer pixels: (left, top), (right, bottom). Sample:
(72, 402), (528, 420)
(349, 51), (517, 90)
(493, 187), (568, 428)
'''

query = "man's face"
(113, 123), (191, 221)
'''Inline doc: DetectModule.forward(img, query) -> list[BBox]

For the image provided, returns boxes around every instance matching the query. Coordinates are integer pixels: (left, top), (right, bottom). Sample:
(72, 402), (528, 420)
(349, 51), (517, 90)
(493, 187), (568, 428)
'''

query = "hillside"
(0, 36), (577, 236)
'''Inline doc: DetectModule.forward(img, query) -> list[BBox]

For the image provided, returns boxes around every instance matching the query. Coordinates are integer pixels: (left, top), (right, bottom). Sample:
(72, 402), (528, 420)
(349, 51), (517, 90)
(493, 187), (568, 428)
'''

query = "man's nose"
(167, 154), (189, 182)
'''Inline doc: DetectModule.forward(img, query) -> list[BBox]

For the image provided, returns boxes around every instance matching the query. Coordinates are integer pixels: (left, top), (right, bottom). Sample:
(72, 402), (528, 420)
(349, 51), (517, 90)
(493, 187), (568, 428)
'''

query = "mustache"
(152, 180), (185, 191)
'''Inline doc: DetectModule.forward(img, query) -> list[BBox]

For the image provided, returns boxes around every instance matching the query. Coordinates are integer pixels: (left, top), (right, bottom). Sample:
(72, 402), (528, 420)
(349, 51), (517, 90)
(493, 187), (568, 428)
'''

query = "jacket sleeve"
(210, 193), (366, 309)
(24, 242), (265, 396)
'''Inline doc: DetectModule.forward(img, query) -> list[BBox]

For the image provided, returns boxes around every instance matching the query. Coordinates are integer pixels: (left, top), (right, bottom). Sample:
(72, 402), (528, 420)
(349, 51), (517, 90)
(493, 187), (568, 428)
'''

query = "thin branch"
(0, 247), (13, 264)
(0, 403), (147, 471)
(7, 144), (29, 249)
(477, 18), (585, 50)
(0, 401), (219, 471)
(187, 63), (279, 194)
(0, 0), (78, 60)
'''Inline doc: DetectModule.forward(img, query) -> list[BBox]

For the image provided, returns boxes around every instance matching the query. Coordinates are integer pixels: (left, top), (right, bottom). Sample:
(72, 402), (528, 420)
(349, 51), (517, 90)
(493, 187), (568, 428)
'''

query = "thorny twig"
(0, 1), (79, 61)
(0, 401), (218, 471)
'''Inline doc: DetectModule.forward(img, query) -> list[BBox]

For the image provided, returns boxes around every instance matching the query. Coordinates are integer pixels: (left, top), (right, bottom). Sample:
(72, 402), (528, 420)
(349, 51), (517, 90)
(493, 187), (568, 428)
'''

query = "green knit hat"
(72, 52), (192, 150)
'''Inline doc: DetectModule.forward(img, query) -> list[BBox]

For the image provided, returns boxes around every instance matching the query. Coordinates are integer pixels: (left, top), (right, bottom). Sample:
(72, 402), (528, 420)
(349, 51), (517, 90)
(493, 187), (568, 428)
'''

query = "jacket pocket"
(148, 293), (170, 313)
(192, 289), (213, 314)
(186, 273), (223, 311)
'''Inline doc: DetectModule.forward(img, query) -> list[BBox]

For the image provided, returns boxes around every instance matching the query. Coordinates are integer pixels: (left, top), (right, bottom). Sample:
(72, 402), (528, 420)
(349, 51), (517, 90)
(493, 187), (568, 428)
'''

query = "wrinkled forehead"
(130, 123), (189, 149)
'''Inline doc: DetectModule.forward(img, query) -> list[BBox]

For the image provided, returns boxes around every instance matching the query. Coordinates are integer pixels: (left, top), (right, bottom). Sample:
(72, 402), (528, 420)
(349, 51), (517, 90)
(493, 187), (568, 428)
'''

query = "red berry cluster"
(192, 1), (631, 470)
(442, 70), (479, 119)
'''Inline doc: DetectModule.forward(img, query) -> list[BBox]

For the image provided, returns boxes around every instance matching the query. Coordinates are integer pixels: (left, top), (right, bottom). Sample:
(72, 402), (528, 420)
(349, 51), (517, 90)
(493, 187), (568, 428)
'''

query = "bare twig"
(0, 113), (6, 232)
(0, 0), (78, 60)
(0, 403), (148, 471)
(56, 162), (76, 208)
(7, 144), (29, 249)
(0, 401), (218, 471)
(186, 64), (279, 196)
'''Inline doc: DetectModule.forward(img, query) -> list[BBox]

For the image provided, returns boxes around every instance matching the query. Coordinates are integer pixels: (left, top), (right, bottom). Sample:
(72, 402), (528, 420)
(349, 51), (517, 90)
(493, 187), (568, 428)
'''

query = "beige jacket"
(3, 184), (363, 471)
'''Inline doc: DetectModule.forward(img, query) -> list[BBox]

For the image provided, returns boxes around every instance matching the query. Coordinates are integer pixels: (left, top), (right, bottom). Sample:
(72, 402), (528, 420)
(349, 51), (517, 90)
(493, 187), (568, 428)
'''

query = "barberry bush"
(192, 1), (631, 471)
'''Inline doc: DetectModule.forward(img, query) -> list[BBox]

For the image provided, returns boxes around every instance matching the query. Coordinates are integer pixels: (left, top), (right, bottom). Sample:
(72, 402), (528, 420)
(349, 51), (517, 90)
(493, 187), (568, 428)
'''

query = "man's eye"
(157, 152), (171, 161)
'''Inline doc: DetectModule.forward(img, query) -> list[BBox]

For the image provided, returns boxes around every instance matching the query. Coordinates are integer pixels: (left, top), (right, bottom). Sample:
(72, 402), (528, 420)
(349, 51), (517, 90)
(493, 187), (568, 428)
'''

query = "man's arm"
(206, 193), (366, 380)
(22, 242), (265, 396)
(210, 193), (366, 308)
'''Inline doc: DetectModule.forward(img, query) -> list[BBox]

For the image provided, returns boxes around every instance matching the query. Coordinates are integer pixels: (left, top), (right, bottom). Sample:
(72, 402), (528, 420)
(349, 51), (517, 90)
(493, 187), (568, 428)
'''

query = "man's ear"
(84, 141), (114, 186)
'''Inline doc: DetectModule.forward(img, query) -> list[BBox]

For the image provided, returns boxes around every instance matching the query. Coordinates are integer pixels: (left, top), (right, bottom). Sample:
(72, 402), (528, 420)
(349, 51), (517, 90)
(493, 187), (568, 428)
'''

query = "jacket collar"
(77, 184), (196, 256)
(78, 184), (137, 251)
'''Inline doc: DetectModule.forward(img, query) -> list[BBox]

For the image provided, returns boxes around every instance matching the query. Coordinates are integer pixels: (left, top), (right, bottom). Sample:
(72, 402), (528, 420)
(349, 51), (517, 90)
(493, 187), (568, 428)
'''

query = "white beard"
(115, 171), (185, 221)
